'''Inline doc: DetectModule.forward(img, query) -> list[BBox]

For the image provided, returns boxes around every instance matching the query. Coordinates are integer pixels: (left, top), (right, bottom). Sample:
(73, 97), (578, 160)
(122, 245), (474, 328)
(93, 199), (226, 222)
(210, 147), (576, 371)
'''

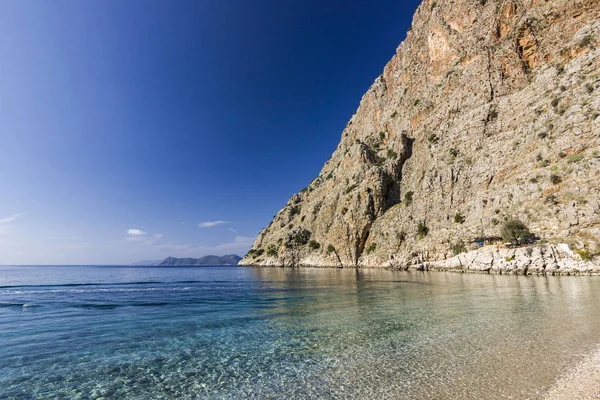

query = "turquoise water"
(1, 266), (600, 399)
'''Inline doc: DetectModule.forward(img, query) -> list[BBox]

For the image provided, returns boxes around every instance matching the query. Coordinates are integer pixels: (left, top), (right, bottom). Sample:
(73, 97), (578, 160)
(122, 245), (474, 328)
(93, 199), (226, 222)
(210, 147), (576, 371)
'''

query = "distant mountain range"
(150, 255), (242, 266)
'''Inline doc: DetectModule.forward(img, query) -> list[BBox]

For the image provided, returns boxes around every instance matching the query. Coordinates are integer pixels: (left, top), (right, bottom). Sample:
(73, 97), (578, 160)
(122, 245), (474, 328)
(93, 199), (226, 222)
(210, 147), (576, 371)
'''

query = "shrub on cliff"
(450, 241), (467, 255)
(501, 219), (534, 245)
(549, 174), (562, 184)
(366, 243), (377, 254)
(404, 191), (414, 206)
(266, 245), (279, 257)
(417, 222), (429, 239)
(293, 228), (311, 245)
(454, 212), (466, 224)
(577, 249), (597, 262)
(246, 248), (264, 258)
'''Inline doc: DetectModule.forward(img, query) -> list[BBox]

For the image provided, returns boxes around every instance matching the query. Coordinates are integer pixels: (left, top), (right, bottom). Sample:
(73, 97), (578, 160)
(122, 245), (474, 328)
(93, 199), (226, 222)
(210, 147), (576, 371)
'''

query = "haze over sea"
(1, 265), (599, 399)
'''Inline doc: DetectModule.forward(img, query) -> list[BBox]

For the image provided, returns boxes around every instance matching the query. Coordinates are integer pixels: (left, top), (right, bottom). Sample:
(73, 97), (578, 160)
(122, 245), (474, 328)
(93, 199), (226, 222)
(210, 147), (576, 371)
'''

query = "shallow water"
(1, 266), (599, 399)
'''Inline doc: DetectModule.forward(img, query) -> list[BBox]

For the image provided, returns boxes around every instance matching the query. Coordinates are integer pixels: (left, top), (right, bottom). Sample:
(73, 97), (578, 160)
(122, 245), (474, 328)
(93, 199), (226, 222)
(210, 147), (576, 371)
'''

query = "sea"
(1, 265), (599, 399)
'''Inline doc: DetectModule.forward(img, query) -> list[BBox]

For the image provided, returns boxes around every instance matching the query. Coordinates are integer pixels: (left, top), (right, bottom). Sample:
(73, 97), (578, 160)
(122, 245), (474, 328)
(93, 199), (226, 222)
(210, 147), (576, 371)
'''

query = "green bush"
(308, 240), (320, 250)
(579, 35), (592, 48)
(549, 174), (562, 184)
(387, 148), (398, 159)
(326, 244), (336, 254)
(428, 134), (439, 144)
(366, 243), (377, 254)
(500, 219), (534, 245)
(567, 154), (583, 163)
(266, 245), (279, 257)
(404, 191), (414, 206)
(246, 248), (264, 258)
(577, 249), (596, 262)
(454, 212), (466, 224)
(293, 229), (311, 245)
(417, 222), (429, 239)
(450, 241), (467, 255)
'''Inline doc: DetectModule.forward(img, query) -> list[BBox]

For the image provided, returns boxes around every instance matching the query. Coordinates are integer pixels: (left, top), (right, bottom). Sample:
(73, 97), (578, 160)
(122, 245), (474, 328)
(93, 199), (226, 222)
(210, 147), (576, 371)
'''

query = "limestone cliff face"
(241, 0), (600, 272)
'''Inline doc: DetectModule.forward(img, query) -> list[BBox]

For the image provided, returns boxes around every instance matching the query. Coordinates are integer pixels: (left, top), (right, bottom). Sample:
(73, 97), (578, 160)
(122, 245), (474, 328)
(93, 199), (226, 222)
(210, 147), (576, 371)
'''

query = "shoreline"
(544, 347), (600, 400)
(239, 263), (600, 276)
(240, 244), (600, 276)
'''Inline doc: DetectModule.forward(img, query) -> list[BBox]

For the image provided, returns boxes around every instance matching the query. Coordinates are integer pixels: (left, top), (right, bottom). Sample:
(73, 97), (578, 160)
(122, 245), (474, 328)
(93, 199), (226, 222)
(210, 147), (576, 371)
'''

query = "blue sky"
(0, 0), (421, 264)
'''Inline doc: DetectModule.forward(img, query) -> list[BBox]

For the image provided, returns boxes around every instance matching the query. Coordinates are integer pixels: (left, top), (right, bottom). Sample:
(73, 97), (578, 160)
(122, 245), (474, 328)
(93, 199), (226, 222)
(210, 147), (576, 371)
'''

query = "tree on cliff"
(501, 219), (534, 245)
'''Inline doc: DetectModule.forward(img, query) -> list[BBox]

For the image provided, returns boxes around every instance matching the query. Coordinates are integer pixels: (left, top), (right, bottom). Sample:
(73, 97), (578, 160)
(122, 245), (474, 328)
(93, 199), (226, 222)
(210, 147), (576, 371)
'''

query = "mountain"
(153, 255), (242, 266)
(240, 0), (600, 275)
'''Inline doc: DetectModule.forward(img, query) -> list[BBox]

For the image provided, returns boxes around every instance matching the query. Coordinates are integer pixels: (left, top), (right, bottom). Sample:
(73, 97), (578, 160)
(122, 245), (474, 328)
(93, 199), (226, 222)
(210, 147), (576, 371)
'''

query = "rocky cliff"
(240, 0), (600, 274)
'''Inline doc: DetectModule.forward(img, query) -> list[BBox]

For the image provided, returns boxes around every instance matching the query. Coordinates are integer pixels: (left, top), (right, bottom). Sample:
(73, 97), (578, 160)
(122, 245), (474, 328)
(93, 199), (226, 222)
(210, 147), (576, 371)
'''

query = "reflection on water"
(246, 268), (600, 399)
(0, 266), (599, 399)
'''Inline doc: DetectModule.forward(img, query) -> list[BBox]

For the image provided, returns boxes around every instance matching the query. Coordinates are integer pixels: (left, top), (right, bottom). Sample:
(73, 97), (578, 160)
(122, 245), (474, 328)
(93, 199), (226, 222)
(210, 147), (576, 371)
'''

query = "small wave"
(0, 280), (212, 290)
(72, 302), (171, 310)
(130, 302), (170, 307)
(0, 303), (40, 308)
(73, 304), (121, 310)
(0, 303), (26, 308)
(0, 285), (233, 295)
(0, 281), (164, 289)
